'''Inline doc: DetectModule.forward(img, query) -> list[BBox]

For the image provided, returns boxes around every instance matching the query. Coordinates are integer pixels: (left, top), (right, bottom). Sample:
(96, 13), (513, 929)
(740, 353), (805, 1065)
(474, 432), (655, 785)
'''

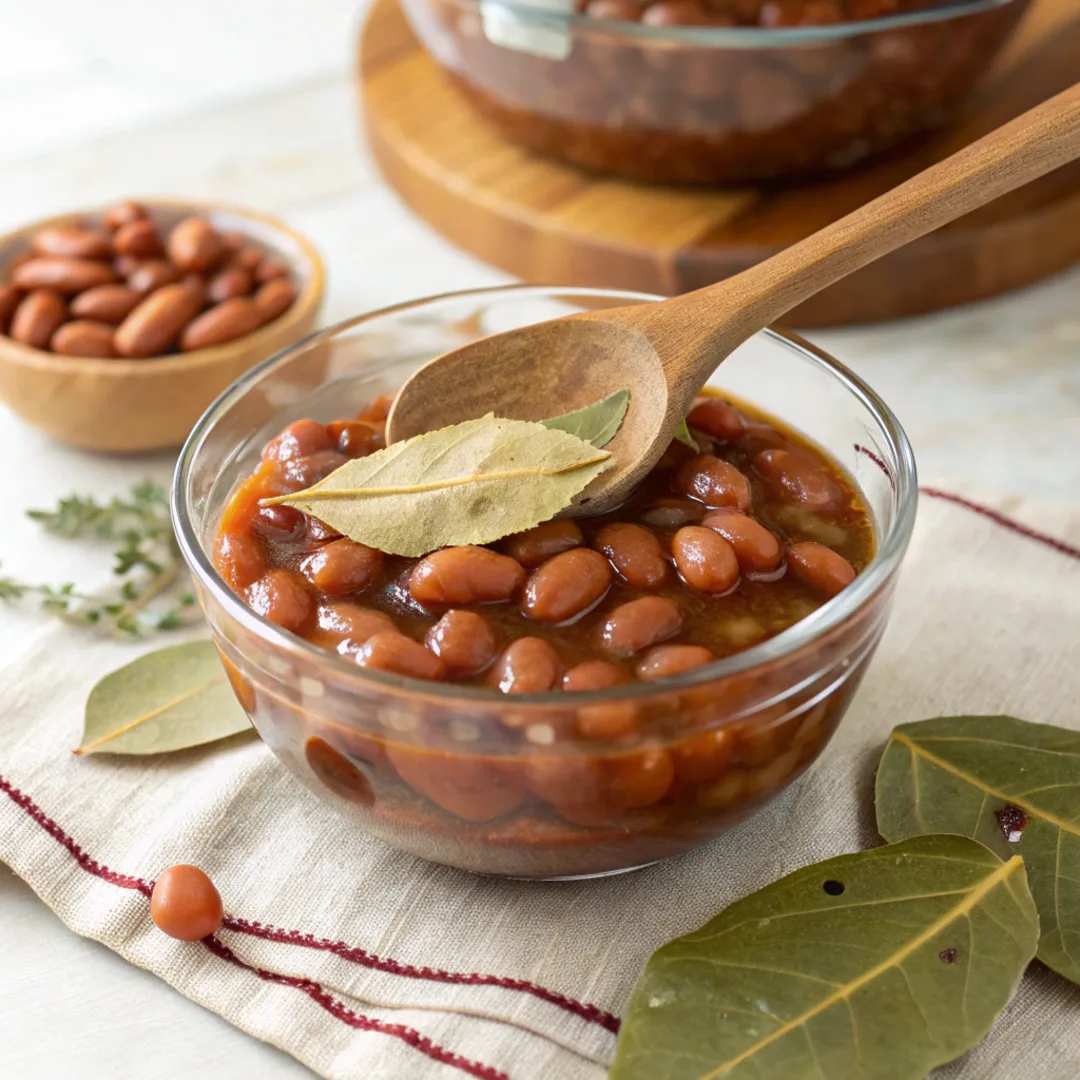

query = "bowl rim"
(0, 196), (325, 377)
(173, 283), (918, 707)
(423, 0), (1023, 46)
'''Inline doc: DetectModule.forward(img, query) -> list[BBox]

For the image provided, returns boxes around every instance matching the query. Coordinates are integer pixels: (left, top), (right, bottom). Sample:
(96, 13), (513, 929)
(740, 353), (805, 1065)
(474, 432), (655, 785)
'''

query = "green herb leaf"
(673, 419), (698, 451)
(877, 714), (1080, 984)
(540, 389), (629, 449)
(266, 415), (613, 557)
(611, 834), (1037, 1080)
(77, 641), (252, 756)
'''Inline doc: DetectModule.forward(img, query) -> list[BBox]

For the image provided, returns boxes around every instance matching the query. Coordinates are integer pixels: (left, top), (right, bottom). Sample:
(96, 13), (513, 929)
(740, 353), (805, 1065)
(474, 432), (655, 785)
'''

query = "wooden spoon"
(387, 83), (1080, 515)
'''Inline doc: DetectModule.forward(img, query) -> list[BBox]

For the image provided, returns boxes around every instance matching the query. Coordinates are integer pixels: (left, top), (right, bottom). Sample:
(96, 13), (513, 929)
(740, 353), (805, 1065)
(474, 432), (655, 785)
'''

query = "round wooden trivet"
(358, 0), (1080, 327)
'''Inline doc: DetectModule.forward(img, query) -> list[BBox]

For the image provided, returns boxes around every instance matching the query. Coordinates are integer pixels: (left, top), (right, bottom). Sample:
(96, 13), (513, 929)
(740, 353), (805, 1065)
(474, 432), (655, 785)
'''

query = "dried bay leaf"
(877, 714), (1080, 984)
(77, 640), (252, 755)
(540, 388), (629, 448)
(611, 834), (1037, 1080)
(265, 415), (612, 557)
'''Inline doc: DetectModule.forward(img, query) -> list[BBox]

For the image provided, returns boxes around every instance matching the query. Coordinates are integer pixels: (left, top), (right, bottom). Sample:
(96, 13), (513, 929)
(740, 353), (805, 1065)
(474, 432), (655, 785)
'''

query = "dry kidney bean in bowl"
(399, 0), (1030, 184)
(173, 285), (916, 879)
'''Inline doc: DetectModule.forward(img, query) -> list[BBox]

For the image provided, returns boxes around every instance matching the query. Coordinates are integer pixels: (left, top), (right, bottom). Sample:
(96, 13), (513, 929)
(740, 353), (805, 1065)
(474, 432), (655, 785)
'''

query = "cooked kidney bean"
(687, 399), (746, 442)
(315, 600), (396, 646)
(281, 450), (348, 489)
(594, 523), (668, 589)
(409, 546), (526, 606)
(606, 748), (674, 807)
(306, 516), (342, 543)
(672, 728), (736, 784)
(523, 548), (612, 624)
(637, 498), (704, 529)
(674, 454), (751, 511)
(701, 509), (782, 573)
(326, 420), (381, 458)
(262, 419), (333, 462)
(564, 660), (638, 739)
(490, 637), (562, 693)
(636, 644), (714, 681)
(786, 541), (855, 597)
(601, 596), (682, 656)
(388, 745), (526, 822)
(504, 520), (583, 568)
(356, 630), (446, 680)
(246, 569), (313, 632)
(252, 504), (307, 545)
(673, 526), (739, 593)
(754, 449), (843, 510)
(302, 538), (383, 595)
(214, 531), (267, 591)
(426, 610), (498, 675)
(150, 865), (222, 942)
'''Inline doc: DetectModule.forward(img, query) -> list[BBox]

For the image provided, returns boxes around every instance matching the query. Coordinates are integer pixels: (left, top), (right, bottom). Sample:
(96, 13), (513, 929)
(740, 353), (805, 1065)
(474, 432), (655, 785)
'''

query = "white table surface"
(1, 6), (1079, 1077)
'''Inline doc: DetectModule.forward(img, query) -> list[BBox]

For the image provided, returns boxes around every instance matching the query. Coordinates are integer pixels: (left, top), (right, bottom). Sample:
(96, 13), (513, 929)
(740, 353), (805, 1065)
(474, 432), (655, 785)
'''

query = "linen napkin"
(1, 485), (1079, 1080)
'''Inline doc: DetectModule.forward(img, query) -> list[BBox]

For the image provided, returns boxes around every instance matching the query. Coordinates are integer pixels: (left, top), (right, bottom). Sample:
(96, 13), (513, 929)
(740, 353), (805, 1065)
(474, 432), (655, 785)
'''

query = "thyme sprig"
(0, 482), (197, 635)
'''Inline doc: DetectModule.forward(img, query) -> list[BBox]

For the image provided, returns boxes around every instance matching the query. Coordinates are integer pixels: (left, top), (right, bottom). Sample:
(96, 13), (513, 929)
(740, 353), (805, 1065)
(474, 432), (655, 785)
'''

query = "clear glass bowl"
(397, 0), (1030, 184)
(173, 286), (917, 878)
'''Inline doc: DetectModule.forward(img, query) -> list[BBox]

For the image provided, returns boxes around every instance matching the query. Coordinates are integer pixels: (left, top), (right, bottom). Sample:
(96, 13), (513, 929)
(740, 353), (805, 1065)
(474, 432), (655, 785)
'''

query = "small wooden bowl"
(0, 199), (324, 453)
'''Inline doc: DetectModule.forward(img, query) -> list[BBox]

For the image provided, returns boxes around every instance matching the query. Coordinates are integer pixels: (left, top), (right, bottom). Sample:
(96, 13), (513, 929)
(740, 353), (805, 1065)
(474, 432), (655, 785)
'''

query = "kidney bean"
(254, 278), (296, 323)
(261, 419), (333, 462)
(70, 284), (141, 324)
(150, 865), (222, 941)
(168, 217), (224, 273)
(252, 504), (307, 544)
(326, 420), (381, 458)
(10, 290), (67, 349)
(426, 610), (498, 675)
(181, 297), (262, 351)
(674, 454), (751, 511)
(637, 498), (704, 529)
(601, 596), (682, 656)
(504, 520), (583, 568)
(606, 747), (674, 807)
(696, 769), (750, 809)
(594, 522), (669, 589)
(754, 449), (842, 509)
(307, 516), (342, 543)
(127, 259), (181, 294)
(523, 548), (611, 624)
(281, 450), (348, 489)
(302, 538), (383, 595)
(305, 736), (375, 807)
(256, 257), (290, 282)
(12, 257), (116, 295)
(672, 728), (736, 784)
(356, 630), (446, 680)
(213, 530), (267, 591)
(563, 660), (638, 739)
(786, 541), (855, 596)
(490, 637), (562, 693)
(0, 284), (21, 331)
(636, 644), (713, 681)
(409, 546), (525, 606)
(32, 225), (112, 261)
(104, 202), (148, 230)
(114, 283), (204, 357)
(114, 254), (141, 278)
(388, 745), (525, 821)
(51, 320), (117, 358)
(315, 600), (396, 646)
(113, 219), (162, 259)
(673, 526), (739, 593)
(245, 569), (314, 632)
(701, 509), (782, 572)
(208, 266), (253, 304)
(356, 392), (395, 422)
(687, 399), (747, 442)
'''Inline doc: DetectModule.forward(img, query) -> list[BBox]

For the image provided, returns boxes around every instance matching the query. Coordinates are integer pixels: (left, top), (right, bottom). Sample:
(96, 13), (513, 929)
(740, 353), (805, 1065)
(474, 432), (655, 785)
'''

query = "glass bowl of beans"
(173, 285), (916, 879)
(396, 0), (1030, 184)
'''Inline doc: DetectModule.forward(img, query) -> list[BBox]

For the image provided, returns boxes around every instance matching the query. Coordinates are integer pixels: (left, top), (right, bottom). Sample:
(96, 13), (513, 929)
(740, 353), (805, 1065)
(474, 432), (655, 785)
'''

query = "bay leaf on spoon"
(876, 714), (1080, 984)
(540, 388), (628, 448)
(263, 414), (613, 557)
(611, 834), (1037, 1080)
(77, 640), (252, 755)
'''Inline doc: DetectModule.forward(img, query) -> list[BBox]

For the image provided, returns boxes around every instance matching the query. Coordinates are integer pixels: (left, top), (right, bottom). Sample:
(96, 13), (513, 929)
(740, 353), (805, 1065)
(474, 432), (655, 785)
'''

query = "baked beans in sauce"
(215, 390), (875, 866)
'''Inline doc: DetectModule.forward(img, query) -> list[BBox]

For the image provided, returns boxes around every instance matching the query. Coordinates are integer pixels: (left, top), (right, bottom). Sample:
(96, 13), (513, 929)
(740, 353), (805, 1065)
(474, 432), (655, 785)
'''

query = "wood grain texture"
(358, 0), (1080, 326)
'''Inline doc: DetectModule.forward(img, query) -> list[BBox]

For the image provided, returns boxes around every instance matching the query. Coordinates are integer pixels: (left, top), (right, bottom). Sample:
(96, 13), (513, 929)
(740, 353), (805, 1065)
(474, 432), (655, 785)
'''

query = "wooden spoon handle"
(664, 82), (1080, 372)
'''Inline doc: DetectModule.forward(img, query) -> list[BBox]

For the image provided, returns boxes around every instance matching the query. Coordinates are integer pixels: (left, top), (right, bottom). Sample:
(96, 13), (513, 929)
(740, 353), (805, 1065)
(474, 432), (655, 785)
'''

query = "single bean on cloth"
(0, 489), (1078, 1080)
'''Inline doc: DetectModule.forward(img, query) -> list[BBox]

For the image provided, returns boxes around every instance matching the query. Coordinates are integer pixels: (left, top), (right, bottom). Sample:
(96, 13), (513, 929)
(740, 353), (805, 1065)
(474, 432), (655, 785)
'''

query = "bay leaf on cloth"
(877, 714), (1080, 985)
(267, 414), (612, 557)
(1, 487), (1079, 1080)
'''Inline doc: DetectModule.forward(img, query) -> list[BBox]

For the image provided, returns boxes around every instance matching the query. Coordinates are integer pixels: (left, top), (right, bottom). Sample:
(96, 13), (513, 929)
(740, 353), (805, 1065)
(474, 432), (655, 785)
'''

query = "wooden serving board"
(358, 0), (1080, 327)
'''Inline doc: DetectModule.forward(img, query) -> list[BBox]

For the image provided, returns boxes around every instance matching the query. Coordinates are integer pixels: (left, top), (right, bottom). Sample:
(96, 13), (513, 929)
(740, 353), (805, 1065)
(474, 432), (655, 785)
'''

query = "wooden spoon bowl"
(0, 199), (324, 454)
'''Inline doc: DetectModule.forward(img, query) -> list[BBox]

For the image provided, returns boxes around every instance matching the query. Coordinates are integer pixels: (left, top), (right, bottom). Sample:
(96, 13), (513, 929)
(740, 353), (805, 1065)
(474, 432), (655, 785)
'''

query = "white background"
(1, 2), (1078, 1077)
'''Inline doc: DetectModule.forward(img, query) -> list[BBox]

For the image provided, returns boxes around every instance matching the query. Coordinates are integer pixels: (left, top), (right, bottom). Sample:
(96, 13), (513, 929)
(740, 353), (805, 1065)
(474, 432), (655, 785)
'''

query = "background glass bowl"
(398, 0), (1030, 184)
(173, 285), (917, 879)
